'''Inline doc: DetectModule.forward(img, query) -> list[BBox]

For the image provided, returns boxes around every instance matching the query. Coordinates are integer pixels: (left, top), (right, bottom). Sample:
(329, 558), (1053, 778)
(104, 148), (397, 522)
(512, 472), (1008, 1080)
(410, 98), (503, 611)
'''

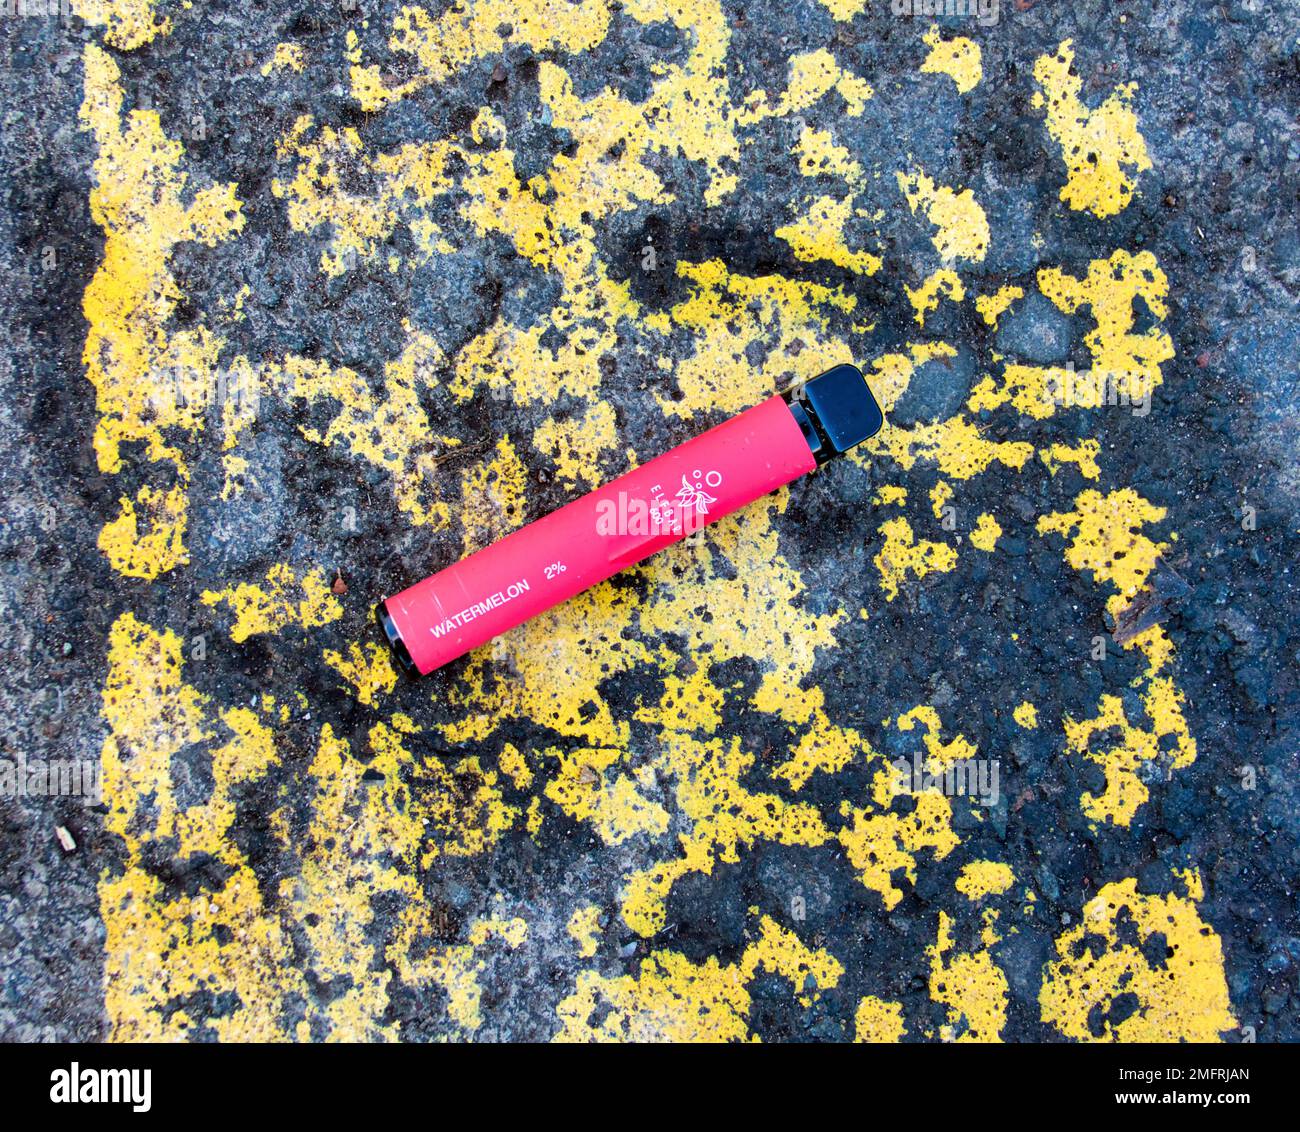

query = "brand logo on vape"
(50, 1063), (151, 1113)
(891, 753), (1000, 808)
(427, 579), (531, 638)
(675, 470), (721, 514)
(595, 471), (723, 537)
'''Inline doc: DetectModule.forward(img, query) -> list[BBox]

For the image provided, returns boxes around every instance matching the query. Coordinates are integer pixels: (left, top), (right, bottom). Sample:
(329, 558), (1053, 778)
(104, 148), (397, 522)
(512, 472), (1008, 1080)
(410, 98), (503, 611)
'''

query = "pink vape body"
(381, 395), (816, 674)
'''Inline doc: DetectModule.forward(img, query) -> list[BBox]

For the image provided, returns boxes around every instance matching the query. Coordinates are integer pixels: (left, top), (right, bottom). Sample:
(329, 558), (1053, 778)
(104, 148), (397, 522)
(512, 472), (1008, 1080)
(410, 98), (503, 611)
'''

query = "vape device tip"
(375, 600), (418, 676)
(787, 363), (884, 462)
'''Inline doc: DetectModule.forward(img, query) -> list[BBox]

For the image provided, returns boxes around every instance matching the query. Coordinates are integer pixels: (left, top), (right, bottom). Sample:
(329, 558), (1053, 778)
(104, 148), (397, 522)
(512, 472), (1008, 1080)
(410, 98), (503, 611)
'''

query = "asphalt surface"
(1, 0), (1297, 1041)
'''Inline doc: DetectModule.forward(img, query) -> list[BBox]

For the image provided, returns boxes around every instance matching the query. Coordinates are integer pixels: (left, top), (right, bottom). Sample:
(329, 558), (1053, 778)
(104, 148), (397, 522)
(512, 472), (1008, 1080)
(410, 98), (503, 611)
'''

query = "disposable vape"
(377, 364), (883, 675)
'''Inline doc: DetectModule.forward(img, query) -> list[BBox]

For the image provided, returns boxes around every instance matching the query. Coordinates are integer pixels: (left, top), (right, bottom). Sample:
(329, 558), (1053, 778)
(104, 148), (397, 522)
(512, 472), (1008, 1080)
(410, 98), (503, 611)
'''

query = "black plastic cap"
(790, 364), (883, 461)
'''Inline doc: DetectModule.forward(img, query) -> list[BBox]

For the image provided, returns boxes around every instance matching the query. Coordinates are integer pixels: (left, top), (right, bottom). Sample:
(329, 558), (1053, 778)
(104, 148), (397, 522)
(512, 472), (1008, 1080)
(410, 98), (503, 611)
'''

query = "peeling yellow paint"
(776, 194), (882, 275)
(792, 125), (865, 185)
(899, 171), (989, 262)
(277, 332), (461, 529)
(1039, 440), (1102, 480)
(742, 52), (874, 122)
(839, 790), (959, 910)
(543, 747), (670, 846)
(813, 0), (868, 20)
(554, 915), (842, 1041)
(1040, 878), (1236, 1042)
(201, 564), (343, 643)
(1039, 490), (1198, 825)
(1037, 489), (1167, 604)
(1013, 701), (1039, 729)
(623, 734), (831, 936)
(1033, 40), (1152, 218)
(72, 0), (170, 50)
(350, 0), (613, 111)
(459, 435), (530, 554)
(80, 44), (245, 579)
(874, 517), (958, 601)
(660, 259), (855, 417)
(968, 251), (1172, 420)
(323, 642), (398, 707)
(774, 707), (872, 791)
(76, 6), (1228, 1045)
(975, 285), (1023, 328)
(391, 906), (529, 1035)
(969, 512), (1002, 552)
(873, 414), (1034, 482)
(568, 906), (603, 959)
(895, 705), (979, 765)
(929, 911), (1007, 1042)
(100, 614), (302, 1039)
(854, 995), (907, 1042)
(956, 861), (1016, 900)
(921, 26), (982, 94)
(930, 480), (953, 520)
(1063, 678), (1196, 827)
(533, 402), (619, 488)
(498, 744), (534, 790)
(906, 267), (966, 326)
(261, 42), (305, 76)
(98, 484), (190, 578)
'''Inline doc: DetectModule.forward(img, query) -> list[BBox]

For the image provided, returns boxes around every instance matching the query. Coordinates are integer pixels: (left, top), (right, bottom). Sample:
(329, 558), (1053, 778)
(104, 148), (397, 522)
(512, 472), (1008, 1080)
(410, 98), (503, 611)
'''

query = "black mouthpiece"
(785, 364), (884, 464)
